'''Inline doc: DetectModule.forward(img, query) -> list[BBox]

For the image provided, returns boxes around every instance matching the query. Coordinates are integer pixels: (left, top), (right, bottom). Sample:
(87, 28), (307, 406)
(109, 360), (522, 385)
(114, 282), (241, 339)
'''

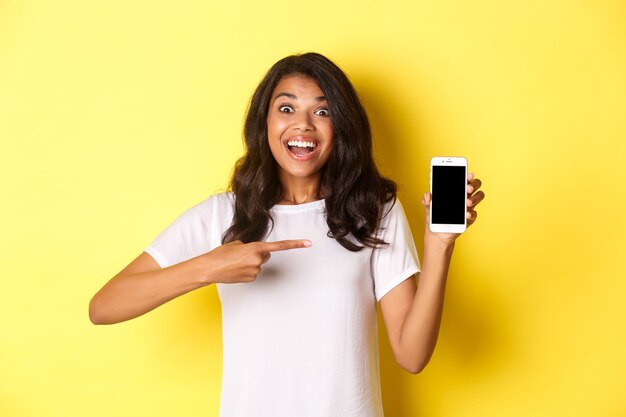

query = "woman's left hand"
(422, 172), (485, 246)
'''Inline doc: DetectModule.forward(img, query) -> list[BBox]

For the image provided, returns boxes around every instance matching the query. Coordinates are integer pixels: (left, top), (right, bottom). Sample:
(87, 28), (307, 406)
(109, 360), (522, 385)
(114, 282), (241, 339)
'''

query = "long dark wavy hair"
(222, 52), (397, 251)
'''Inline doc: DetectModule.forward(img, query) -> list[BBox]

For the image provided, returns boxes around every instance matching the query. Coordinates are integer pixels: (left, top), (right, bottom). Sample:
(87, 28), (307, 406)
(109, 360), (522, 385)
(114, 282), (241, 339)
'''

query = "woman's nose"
(293, 112), (314, 131)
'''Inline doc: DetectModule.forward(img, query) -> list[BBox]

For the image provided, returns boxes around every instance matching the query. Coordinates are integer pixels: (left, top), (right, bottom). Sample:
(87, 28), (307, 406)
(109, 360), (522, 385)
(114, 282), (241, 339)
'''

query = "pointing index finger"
(261, 240), (312, 252)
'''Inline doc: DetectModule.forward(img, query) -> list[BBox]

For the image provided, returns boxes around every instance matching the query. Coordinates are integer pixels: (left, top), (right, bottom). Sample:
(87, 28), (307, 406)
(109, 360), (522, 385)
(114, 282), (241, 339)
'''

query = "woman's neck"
(278, 172), (323, 205)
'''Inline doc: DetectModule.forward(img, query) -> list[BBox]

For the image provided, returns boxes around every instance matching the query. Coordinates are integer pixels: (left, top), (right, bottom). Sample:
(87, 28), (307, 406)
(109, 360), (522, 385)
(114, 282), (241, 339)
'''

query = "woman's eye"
(279, 105), (294, 113)
(315, 108), (329, 117)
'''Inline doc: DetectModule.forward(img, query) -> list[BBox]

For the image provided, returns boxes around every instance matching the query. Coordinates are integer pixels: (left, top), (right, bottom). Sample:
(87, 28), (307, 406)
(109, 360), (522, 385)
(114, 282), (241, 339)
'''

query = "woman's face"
(266, 75), (334, 184)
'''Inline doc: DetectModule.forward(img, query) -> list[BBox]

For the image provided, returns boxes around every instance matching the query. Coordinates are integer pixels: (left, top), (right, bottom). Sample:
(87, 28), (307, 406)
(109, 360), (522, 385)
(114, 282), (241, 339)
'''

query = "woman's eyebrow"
(273, 92), (327, 102)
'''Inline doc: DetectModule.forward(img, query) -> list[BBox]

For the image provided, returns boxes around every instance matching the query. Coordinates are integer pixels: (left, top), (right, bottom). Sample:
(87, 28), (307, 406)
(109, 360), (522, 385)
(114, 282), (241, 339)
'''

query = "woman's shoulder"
(206, 190), (235, 207)
(377, 195), (414, 229)
(179, 191), (235, 220)
(381, 194), (402, 217)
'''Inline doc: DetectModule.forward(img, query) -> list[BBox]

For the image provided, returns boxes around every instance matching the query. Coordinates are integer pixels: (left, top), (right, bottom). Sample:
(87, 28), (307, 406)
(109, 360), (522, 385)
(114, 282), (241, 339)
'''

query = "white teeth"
(287, 140), (317, 148)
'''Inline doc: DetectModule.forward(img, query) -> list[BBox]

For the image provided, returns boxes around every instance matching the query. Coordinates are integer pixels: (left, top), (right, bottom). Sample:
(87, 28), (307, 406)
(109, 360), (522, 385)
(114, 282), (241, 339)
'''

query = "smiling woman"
(89, 52), (484, 417)
(266, 75), (335, 195)
(224, 53), (402, 252)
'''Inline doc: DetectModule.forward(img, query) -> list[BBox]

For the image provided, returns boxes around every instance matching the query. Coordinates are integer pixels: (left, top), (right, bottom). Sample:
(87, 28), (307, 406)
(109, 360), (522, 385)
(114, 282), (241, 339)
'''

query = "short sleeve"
(144, 194), (229, 268)
(371, 198), (421, 301)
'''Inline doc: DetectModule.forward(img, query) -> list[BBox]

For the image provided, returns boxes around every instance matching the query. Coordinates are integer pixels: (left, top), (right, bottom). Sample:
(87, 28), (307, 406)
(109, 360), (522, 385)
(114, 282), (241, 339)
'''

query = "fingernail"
(303, 240), (312, 247)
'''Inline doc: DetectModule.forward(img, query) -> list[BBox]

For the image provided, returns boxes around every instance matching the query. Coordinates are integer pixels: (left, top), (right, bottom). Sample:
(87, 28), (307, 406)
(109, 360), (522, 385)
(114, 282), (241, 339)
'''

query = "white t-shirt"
(145, 192), (420, 417)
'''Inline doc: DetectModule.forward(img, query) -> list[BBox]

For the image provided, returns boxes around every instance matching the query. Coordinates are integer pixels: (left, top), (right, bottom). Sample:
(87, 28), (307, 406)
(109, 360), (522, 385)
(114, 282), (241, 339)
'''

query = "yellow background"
(1, 0), (625, 416)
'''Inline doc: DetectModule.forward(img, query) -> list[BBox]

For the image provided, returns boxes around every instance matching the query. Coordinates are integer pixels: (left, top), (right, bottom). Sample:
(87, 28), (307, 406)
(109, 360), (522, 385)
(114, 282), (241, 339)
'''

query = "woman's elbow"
(88, 296), (110, 325)
(397, 355), (431, 375)
(402, 362), (427, 375)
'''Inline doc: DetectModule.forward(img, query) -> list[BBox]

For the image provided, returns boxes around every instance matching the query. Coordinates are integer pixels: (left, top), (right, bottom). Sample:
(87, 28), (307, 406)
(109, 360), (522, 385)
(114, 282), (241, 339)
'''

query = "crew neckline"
(271, 198), (325, 212)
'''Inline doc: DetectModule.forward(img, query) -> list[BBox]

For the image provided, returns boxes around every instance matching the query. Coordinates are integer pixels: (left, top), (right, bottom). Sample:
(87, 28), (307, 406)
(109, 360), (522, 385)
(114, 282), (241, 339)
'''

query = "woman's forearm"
(398, 237), (454, 373)
(89, 239), (306, 325)
(89, 254), (211, 325)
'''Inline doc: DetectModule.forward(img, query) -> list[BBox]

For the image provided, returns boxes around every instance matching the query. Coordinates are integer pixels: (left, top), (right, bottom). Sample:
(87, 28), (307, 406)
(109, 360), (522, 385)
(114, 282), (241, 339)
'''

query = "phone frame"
(429, 156), (468, 233)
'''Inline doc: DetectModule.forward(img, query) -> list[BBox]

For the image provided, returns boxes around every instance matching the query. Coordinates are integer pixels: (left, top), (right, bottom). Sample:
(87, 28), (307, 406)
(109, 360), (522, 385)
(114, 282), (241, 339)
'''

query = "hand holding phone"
(429, 157), (468, 233)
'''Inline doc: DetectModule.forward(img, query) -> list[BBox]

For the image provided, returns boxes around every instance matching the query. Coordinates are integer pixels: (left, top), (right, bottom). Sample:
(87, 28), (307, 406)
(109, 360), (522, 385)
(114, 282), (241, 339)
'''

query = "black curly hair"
(222, 52), (396, 251)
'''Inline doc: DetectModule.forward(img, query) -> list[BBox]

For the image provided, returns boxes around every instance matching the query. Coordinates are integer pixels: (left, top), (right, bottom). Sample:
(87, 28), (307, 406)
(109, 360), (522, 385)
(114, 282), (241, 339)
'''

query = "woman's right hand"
(201, 239), (312, 284)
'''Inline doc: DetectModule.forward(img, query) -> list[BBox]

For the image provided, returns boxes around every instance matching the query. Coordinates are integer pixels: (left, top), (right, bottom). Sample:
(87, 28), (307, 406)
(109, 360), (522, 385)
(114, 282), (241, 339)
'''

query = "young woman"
(90, 52), (484, 417)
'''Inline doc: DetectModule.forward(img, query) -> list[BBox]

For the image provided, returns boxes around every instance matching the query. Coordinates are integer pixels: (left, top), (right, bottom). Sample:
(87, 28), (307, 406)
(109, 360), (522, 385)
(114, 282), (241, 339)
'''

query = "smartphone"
(430, 157), (468, 233)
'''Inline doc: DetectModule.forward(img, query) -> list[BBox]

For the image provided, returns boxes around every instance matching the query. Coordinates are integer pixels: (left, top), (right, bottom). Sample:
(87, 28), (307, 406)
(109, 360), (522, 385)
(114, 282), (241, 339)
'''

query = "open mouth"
(286, 140), (318, 157)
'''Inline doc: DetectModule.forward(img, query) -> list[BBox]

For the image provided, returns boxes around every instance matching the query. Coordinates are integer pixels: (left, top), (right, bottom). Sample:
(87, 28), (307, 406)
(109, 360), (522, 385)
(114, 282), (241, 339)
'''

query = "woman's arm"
(89, 239), (311, 325)
(379, 238), (453, 373)
(89, 252), (211, 325)
(379, 174), (484, 373)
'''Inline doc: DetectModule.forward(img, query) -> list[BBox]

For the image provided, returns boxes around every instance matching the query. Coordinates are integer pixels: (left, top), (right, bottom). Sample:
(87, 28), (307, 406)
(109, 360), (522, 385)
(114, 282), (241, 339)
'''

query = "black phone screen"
(432, 165), (466, 224)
